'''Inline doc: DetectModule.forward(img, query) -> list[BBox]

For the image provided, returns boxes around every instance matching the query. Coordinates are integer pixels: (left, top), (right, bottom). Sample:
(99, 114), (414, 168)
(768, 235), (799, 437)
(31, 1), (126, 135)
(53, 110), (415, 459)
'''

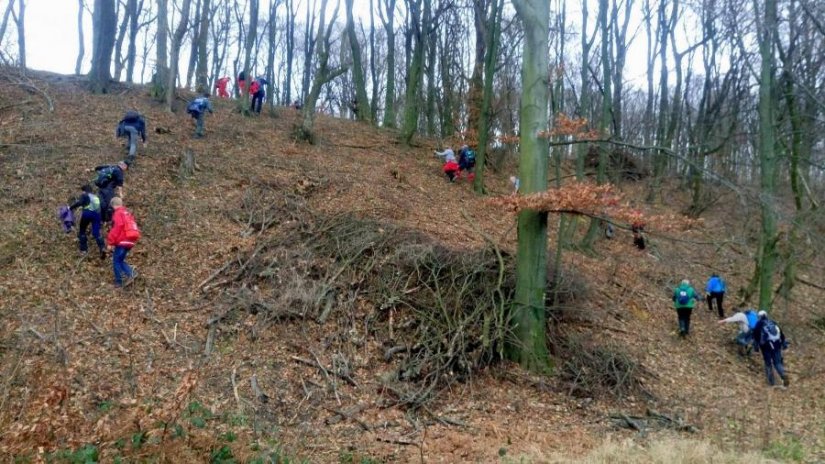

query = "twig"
(231, 367), (243, 413)
(376, 436), (418, 446)
(198, 259), (233, 291)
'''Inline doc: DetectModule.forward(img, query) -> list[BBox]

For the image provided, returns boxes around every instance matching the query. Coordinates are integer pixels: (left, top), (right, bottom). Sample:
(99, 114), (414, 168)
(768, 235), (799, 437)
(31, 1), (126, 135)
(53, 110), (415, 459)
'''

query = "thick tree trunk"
(238, 0), (259, 114)
(90, 0), (117, 93)
(124, 0), (140, 83)
(757, 0), (778, 311)
(345, 0), (370, 122)
(185, 0), (202, 89)
(195, 0), (210, 92)
(75, 0), (85, 75)
(153, 0), (169, 99)
(283, 0), (296, 104)
(166, 0), (193, 111)
(509, 0), (550, 372)
(113, 0), (130, 80)
(473, 0), (503, 194)
(400, 0), (425, 145)
(380, 0), (397, 128)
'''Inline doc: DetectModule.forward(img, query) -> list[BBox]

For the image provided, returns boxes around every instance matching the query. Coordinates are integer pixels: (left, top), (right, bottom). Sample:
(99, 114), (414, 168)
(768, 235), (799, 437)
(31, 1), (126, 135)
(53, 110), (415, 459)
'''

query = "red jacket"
(107, 206), (136, 248)
(443, 161), (459, 173)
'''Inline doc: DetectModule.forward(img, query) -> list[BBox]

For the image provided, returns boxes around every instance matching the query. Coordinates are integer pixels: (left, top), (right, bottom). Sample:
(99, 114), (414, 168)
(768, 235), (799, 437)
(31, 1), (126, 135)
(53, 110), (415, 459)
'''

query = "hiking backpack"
(187, 99), (203, 116)
(465, 149), (476, 166)
(745, 310), (758, 330)
(676, 289), (691, 306)
(94, 166), (115, 188)
(122, 210), (141, 243)
(761, 319), (781, 344)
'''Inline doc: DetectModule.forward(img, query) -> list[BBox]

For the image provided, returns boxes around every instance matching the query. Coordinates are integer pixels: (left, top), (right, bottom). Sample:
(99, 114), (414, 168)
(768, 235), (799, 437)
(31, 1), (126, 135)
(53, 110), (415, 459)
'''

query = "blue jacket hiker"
(705, 273), (727, 318)
(672, 279), (700, 337)
(753, 311), (789, 387)
(187, 93), (214, 138)
(116, 110), (147, 164)
(69, 184), (106, 259)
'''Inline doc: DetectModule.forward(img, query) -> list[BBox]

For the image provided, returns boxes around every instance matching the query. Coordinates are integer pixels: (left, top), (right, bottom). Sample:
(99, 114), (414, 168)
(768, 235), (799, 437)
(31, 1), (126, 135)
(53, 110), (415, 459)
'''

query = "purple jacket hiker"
(58, 205), (74, 233)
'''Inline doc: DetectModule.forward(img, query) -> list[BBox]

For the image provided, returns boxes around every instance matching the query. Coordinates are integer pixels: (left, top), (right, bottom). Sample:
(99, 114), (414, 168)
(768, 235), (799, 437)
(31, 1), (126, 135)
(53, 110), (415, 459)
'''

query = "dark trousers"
(760, 345), (786, 386)
(98, 187), (115, 223)
(676, 308), (692, 336)
(78, 210), (105, 252)
(251, 91), (265, 113)
(707, 291), (725, 318)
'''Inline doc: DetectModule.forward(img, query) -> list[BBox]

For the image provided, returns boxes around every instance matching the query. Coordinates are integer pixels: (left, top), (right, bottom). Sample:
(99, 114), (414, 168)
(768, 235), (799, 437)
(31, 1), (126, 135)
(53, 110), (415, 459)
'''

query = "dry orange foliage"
(488, 182), (703, 231)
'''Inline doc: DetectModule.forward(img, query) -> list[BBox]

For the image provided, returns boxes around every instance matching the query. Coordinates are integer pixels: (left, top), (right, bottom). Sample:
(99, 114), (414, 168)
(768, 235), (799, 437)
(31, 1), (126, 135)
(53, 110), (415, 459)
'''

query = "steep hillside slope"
(0, 71), (823, 462)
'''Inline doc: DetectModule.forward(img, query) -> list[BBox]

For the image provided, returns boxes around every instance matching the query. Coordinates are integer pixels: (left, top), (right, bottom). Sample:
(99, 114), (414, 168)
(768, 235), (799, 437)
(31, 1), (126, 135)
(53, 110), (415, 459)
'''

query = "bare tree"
(345, 0), (370, 121)
(166, 0), (193, 111)
(153, 0), (169, 98)
(90, 0), (117, 93)
(75, 0), (85, 74)
(298, 0), (348, 142)
(11, 0), (25, 67)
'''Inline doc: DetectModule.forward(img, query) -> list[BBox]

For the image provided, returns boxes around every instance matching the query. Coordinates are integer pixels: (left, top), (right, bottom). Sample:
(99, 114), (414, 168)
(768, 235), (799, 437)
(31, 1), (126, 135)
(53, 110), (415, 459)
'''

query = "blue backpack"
(676, 288), (691, 306)
(187, 99), (204, 116)
(744, 310), (758, 330)
(465, 149), (476, 166)
(761, 320), (781, 344)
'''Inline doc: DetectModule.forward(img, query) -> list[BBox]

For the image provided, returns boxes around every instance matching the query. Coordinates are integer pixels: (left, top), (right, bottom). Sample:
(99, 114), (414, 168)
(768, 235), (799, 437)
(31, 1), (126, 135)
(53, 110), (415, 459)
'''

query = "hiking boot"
(79, 250), (88, 258)
(782, 375), (789, 387)
(99, 250), (107, 260)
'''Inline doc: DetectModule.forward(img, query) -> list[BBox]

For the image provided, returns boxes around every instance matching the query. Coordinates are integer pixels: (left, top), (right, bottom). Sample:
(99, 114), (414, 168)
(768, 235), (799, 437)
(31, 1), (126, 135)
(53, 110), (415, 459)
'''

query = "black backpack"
(761, 320), (781, 344)
(94, 166), (115, 188)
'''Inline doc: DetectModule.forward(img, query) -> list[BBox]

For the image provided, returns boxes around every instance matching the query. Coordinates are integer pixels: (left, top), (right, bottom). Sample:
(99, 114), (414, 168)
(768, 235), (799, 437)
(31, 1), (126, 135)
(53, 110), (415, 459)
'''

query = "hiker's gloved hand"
(782, 340), (790, 350)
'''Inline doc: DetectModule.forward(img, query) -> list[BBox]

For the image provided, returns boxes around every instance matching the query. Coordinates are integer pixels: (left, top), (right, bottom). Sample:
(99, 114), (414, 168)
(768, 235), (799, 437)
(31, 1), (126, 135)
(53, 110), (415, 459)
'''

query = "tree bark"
(90, 0), (117, 93)
(379, 0), (397, 128)
(12, 0), (26, 68)
(166, 0), (193, 111)
(75, 0), (85, 75)
(473, 0), (503, 194)
(400, 0), (425, 145)
(509, 0), (550, 372)
(195, 0), (210, 92)
(345, 0), (371, 121)
(757, 0), (778, 311)
(153, 0), (169, 99)
(124, 0), (141, 83)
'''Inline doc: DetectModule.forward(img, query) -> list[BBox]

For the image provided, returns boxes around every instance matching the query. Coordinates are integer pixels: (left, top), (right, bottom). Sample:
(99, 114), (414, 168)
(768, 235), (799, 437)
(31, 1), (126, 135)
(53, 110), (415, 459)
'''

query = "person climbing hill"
(116, 110), (147, 164)
(434, 147), (459, 182)
(672, 279), (700, 337)
(215, 76), (231, 98)
(717, 308), (758, 356)
(93, 160), (128, 223)
(187, 93), (214, 138)
(705, 273), (727, 318)
(753, 311), (789, 387)
(69, 184), (106, 260)
(107, 197), (140, 288)
(457, 145), (476, 182)
(250, 77), (268, 114)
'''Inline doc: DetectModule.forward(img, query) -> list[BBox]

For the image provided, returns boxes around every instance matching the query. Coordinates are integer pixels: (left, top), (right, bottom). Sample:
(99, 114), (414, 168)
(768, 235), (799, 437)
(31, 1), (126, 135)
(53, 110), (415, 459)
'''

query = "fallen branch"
(291, 355), (358, 387)
(325, 404), (370, 430)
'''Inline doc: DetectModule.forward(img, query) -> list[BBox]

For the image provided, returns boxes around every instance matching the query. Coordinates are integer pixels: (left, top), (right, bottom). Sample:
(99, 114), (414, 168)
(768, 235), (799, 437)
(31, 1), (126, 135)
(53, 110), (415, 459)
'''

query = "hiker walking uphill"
(250, 77), (268, 114)
(705, 273), (727, 318)
(718, 308), (759, 356)
(672, 279), (700, 337)
(457, 145), (477, 181)
(434, 147), (460, 182)
(107, 197), (140, 288)
(753, 311), (789, 387)
(116, 110), (147, 164)
(93, 161), (128, 223)
(215, 76), (231, 98)
(69, 184), (106, 259)
(187, 93), (214, 138)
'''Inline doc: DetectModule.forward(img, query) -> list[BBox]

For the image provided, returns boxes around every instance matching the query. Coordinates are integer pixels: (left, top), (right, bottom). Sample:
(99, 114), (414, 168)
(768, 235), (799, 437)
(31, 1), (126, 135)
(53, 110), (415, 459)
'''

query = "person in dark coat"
(69, 184), (106, 259)
(753, 311), (789, 387)
(93, 161), (128, 223)
(116, 110), (147, 164)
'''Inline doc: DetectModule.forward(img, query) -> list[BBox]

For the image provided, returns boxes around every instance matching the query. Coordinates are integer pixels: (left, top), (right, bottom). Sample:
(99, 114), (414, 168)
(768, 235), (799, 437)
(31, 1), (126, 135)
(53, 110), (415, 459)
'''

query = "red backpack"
(123, 210), (141, 242)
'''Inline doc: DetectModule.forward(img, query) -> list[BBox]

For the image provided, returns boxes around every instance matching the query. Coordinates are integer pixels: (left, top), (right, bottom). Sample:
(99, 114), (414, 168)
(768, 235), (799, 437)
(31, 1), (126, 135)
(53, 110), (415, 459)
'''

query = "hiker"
(457, 145), (477, 181)
(705, 273), (727, 318)
(106, 197), (140, 288)
(57, 204), (74, 234)
(237, 71), (246, 95)
(215, 76), (231, 98)
(717, 308), (759, 356)
(93, 161), (128, 223)
(672, 279), (699, 337)
(631, 220), (646, 250)
(186, 93), (214, 138)
(250, 77), (268, 114)
(69, 184), (106, 259)
(116, 110), (147, 164)
(434, 148), (459, 182)
(292, 100), (303, 110)
(753, 311), (789, 387)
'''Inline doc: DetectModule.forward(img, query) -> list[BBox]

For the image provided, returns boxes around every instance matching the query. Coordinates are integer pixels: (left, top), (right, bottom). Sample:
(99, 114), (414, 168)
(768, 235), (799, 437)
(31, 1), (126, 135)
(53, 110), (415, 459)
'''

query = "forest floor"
(0, 70), (824, 463)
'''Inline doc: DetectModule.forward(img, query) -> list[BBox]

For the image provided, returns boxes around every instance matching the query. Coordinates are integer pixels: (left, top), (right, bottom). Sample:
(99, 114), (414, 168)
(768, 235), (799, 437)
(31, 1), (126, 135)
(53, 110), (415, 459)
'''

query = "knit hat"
(757, 310), (768, 318)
